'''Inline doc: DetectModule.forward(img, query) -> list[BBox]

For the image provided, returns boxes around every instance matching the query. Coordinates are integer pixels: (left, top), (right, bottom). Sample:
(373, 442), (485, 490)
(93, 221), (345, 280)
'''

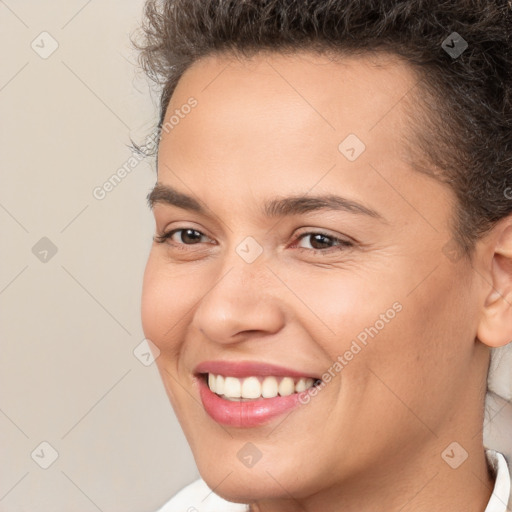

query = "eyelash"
(153, 228), (354, 254)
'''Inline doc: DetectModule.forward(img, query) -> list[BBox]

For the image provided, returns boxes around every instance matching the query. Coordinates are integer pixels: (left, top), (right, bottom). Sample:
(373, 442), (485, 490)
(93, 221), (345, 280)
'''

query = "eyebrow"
(147, 183), (386, 221)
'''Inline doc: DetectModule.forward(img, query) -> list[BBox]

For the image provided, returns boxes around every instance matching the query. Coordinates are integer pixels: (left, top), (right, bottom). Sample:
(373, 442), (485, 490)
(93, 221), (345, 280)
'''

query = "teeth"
(296, 378), (314, 392)
(207, 373), (316, 399)
(215, 374), (225, 395)
(295, 378), (307, 392)
(241, 376), (261, 399)
(261, 376), (278, 398)
(278, 377), (294, 396)
(223, 376), (241, 398)
(208, 373), (215, 391)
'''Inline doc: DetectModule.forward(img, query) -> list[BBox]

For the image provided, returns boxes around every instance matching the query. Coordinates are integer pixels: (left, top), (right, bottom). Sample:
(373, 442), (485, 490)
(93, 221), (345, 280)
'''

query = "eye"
(154, 227), (354, 255)
(293, 231), (354, 253)
(154, 228), (211, 245)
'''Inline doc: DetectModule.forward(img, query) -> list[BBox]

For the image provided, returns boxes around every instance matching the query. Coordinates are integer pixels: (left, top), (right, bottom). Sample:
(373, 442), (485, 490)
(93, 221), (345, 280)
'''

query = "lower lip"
(198, 377), (308, 427)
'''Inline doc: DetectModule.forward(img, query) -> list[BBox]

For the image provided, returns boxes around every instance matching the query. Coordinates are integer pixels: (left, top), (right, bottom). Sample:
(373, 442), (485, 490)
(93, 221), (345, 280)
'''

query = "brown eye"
(154, 228), (209, 245)
(295, 232), (353, 252)
(173, 229), (204, 244)
(305, 234), (334, 250)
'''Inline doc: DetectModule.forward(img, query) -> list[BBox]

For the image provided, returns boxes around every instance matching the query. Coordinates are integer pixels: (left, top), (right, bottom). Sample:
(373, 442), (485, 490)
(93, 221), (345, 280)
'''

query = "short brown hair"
(133, 0), (512, 259)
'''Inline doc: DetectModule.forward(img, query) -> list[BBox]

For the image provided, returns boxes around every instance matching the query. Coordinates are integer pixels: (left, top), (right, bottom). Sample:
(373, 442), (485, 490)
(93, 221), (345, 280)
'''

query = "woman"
(135, 1), (512, 510)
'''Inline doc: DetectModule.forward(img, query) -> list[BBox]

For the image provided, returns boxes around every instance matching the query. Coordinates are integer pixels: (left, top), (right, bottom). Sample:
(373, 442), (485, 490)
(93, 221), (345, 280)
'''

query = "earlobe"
(476, 219), (512, 348)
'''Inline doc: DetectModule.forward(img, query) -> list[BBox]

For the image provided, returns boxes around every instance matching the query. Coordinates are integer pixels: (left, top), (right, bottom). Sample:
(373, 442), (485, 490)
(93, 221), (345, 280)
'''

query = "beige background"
(2, 1), (512, 511)
(0, 1), (198, 511)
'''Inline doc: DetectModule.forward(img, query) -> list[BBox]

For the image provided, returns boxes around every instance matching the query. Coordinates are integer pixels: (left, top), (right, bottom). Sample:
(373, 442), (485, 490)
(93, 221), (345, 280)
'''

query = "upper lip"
(194, 360), (320, 379)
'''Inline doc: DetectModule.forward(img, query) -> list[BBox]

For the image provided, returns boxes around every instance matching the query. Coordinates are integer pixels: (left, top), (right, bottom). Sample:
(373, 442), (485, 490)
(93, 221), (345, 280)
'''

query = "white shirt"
(155, 450), (510, 512)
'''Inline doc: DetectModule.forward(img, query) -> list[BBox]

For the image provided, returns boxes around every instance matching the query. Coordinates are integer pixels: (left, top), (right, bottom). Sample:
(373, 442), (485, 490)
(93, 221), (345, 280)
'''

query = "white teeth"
(295, 379), (306, 393)
(223, 376), (241, 398)
(261, 376), (278, 398)
(241, 376), (261, 399)
(208, 373), (215, 391)
(278, 377), (295, 396)
(215, 374), (224, 395)
(297, 378), (314, 392)
(295, 377), (307, 392)
(207, 373), (316, 399)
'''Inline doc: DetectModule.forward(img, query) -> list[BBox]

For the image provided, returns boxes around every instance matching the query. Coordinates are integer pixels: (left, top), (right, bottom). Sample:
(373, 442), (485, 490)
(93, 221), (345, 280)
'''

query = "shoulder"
(154, 478), (249, 512)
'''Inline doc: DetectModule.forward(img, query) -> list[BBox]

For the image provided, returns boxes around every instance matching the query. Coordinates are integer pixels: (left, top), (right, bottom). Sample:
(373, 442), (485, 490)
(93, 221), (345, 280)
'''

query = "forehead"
(166, 50), (421, 134)
(156, 50), (450, 230)
(159, 49), (422, 169)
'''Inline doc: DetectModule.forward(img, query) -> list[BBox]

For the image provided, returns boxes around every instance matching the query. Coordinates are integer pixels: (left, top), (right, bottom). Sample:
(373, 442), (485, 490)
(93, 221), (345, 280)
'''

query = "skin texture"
(141, 51), (512, 511)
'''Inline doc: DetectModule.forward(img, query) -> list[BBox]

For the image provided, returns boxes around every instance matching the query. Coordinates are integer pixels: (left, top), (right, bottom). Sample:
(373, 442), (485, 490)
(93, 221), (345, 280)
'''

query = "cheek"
(140, 254), (185, 351)
(300, 259), (473, 428)
(351, 267), (475, 428)
(140, 256), (163, 341)
(285, 263), (402, 350)
(141, 254), (213, 361)
(141, 257), (194, 411)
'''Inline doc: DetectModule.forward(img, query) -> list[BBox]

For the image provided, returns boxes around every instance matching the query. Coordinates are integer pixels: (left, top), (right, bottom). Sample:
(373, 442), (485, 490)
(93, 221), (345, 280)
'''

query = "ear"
(477, 216), (512, 348)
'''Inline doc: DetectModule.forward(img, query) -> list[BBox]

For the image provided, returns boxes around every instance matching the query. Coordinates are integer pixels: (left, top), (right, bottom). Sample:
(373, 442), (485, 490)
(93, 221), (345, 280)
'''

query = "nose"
(191, 256), (286, 345)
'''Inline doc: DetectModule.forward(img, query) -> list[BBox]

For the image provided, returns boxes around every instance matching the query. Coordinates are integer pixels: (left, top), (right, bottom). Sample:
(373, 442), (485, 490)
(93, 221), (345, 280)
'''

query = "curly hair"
(133, 0), (512, 259)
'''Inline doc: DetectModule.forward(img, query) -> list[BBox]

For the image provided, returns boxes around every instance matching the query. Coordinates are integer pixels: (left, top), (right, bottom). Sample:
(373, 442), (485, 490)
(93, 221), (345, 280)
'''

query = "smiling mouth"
(202, 373), (322, 401)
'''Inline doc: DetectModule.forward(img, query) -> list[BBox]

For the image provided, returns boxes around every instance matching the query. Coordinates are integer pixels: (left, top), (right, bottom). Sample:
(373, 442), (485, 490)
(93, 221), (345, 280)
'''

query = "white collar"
(158, 450), (510, 512)
(485, 450), (511, 512)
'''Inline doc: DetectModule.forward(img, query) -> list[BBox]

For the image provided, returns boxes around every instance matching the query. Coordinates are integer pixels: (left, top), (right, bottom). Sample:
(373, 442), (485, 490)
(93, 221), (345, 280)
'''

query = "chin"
(194, 446), (315, 502)
(198, 469), (282, 503)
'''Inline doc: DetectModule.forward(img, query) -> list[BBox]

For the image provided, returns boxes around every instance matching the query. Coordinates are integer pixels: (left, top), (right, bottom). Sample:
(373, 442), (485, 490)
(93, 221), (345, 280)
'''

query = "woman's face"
(141, 51), (489, 503)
